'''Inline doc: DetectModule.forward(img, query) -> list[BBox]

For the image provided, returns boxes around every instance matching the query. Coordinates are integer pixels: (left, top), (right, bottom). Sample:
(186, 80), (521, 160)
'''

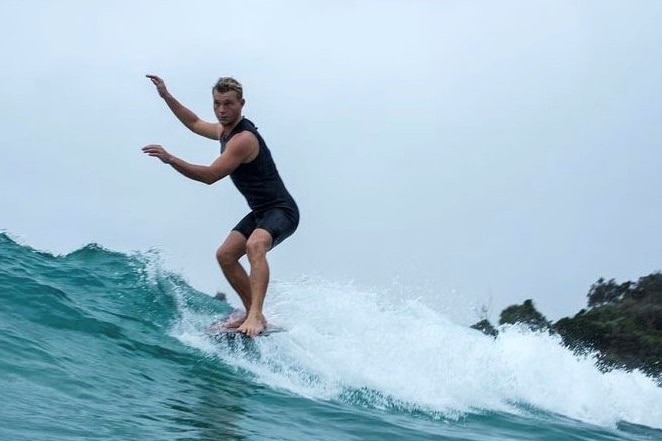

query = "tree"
(586, 278), (632, 308)
(471, 319), (498, 337)
(499, 299), (551, 331)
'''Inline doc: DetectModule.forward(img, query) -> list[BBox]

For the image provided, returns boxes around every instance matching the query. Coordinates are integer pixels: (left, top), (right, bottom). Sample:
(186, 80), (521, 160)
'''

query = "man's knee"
(216, 243), (246, 268)
(217, 231), (247, 268)
(216, 246), (236, 268)
(246, 230), (272, 261)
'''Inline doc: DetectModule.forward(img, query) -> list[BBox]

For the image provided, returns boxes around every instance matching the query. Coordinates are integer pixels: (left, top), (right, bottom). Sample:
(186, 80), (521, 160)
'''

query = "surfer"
(142, 75), (299, 337)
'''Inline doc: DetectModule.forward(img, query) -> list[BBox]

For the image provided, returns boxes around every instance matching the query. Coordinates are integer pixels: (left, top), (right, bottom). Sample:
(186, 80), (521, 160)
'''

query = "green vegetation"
(470, 319), (498, 337)
(499, 299), (552, 332)
(472, 272), (662, 380)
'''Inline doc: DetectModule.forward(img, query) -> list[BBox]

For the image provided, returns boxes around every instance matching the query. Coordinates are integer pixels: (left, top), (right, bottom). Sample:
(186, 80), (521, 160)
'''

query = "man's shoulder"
(224, 130), (260, 162)
(239, 117), (258, 130)
(229, 130), (258, 145)
(233, 119), (261, 143)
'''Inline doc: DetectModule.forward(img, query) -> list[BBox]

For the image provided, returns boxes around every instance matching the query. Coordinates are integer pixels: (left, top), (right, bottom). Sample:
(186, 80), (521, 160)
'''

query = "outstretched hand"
(142, 144), (173, 164)
(146, 74), (169, 99)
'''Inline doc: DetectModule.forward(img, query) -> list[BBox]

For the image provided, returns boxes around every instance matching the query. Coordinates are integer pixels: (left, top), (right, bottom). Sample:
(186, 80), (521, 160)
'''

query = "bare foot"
(237, 314), (267, 337)
(221, 310), (247, 329)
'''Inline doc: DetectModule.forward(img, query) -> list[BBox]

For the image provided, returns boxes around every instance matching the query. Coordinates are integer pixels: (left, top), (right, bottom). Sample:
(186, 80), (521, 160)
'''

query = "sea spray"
(174, 276), (662, 429)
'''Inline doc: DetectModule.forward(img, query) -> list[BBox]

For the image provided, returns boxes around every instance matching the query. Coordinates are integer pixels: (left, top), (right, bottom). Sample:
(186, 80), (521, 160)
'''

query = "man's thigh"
(255, 208), (299, 249)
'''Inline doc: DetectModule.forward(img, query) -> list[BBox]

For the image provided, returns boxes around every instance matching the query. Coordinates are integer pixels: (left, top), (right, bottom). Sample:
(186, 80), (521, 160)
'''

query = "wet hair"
(213, 77), (243, 99)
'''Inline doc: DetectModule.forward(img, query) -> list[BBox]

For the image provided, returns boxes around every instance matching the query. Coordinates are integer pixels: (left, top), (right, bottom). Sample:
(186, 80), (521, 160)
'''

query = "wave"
(0, 232), (237, 439)
(2, 232), (661, 436)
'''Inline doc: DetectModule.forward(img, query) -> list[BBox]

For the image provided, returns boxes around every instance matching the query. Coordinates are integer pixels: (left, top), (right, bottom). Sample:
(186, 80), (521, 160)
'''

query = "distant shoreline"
(472, 272), (662, 382)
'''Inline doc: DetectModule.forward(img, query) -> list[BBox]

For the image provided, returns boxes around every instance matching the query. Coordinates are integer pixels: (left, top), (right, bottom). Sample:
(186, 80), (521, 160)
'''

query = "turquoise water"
(1, 232), (661, 440)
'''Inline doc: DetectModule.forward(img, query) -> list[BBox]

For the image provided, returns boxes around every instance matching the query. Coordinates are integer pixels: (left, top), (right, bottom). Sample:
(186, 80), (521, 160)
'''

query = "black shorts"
(232, 206), (299, 249)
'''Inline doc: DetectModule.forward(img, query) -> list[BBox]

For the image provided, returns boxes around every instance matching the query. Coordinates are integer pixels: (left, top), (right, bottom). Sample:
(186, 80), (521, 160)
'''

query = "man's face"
(213, 90), (244, 126)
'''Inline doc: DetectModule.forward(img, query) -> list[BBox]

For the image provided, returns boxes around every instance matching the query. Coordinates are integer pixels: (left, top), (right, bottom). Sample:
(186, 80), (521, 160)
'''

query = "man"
(142, 75), (299, 337)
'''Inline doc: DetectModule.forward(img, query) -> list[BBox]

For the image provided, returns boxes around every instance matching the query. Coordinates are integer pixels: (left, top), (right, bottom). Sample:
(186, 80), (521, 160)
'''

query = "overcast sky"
(1, 0), (661, 320)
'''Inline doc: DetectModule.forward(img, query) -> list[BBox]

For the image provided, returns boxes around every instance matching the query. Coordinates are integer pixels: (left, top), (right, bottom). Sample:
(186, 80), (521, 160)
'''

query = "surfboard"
(206, 319), (285, 338)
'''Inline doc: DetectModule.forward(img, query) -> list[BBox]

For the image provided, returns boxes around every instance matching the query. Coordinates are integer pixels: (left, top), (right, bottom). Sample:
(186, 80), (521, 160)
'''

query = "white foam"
(174, 275), (662, 429)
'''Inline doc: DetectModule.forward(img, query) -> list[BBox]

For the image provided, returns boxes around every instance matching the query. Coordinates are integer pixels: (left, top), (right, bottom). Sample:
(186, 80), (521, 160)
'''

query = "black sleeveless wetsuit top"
(220, 118), (297, 213)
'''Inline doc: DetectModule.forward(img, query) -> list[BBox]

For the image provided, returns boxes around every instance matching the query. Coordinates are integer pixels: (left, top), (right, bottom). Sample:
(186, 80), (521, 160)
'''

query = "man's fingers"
(142, 145), (164, 155)
(145, 74), (164, 86)
(142, 145), (171, 165)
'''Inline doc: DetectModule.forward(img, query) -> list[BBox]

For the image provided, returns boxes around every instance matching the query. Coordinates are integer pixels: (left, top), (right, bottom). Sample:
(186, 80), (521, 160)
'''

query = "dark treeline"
(472, 273), (662, 380)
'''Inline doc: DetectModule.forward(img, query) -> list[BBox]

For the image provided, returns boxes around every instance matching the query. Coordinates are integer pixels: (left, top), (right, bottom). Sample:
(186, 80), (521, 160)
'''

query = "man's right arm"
(147, 74), (221, 141)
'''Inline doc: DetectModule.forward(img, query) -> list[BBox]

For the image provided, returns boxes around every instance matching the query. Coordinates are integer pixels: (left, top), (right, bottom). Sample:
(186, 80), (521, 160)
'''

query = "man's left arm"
(142, 133), (257, 185)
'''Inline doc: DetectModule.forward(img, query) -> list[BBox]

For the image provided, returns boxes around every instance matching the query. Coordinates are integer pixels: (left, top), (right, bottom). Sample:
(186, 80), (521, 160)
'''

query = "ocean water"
(1, 232), (661, 441)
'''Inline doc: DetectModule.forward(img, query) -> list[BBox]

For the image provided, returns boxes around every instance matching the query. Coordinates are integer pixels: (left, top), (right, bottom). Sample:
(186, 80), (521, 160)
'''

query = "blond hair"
(213, 77), (243, 99)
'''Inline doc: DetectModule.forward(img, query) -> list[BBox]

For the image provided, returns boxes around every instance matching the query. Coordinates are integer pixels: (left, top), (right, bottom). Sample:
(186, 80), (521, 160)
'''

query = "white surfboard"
(206, 319), (285, 338)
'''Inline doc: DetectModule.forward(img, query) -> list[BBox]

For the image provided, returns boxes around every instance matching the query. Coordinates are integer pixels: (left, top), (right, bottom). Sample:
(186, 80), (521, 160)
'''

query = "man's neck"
(221, 116), (243, 139)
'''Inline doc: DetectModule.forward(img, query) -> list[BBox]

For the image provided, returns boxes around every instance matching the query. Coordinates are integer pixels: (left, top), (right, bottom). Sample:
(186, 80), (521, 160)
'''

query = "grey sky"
(1, 0), (661, 321)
